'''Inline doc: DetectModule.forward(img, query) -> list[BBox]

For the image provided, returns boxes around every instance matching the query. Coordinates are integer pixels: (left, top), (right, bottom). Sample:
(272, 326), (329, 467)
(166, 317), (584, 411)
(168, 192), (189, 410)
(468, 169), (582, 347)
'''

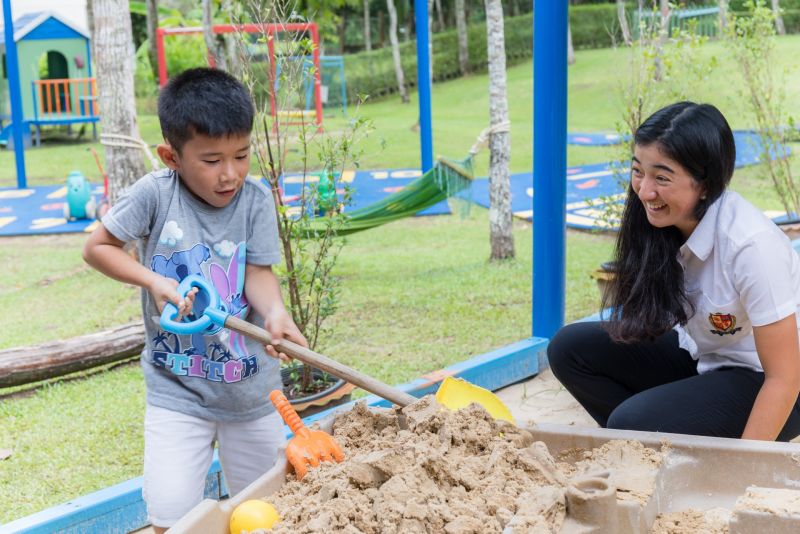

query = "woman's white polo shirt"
(675, 191), (800, 374)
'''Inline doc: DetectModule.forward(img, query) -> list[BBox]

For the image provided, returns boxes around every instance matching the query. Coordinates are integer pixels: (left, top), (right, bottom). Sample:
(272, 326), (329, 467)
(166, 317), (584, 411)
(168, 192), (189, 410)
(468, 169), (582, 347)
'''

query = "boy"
(83, 67), (306, 532)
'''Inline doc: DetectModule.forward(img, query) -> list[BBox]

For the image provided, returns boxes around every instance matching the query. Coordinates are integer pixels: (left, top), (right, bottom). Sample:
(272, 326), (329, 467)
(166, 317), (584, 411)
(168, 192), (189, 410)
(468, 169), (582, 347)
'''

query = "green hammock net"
(304, 155), (475, 236)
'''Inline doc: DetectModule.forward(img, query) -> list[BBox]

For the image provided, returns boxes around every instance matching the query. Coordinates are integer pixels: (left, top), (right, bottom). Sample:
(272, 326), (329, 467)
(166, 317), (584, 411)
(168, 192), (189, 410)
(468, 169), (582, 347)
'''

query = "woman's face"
(631, 143), (706, 238)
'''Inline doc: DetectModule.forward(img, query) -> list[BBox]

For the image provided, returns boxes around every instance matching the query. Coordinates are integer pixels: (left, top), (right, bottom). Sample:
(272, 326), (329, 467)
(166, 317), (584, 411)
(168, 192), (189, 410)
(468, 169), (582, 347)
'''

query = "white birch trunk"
(434, 0), (445, 31)
(772, 0), (786, 35)
(654, 0), (671, 81)
(146, 0), (159, 77)
(202, 0), (227, 71)
(456, 0), (469, 74)
(618, 0), (632, 45)
(718, 0), (729, 32)
(387, 0), (409, 103)
(94, 0), (147, 202)
(428, 0), (434, 81)
(364, 0), (373, 50)
(567, 20), (575, 65)
(484, 0), (514, 260)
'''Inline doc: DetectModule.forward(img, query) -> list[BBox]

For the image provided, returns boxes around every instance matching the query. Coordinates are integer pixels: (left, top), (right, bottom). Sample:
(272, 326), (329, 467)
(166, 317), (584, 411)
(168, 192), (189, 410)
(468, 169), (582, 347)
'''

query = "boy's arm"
(244, 263), (308, 361)
(83, 224), (195, 315)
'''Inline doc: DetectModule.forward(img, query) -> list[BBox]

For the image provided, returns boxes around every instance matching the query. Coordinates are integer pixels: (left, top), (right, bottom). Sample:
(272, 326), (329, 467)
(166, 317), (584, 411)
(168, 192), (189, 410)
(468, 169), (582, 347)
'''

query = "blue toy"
(63, 170), (96, 221)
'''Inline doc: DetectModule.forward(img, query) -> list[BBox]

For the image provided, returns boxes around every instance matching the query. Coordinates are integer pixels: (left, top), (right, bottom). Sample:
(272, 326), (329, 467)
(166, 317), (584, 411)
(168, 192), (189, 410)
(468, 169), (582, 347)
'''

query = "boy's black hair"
(158, 67), (254, 152)
(603, 102), (736, 343)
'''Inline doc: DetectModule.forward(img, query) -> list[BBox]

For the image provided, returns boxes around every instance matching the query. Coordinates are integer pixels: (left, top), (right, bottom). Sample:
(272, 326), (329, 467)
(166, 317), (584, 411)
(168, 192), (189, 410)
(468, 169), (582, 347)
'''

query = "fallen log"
(0, 322), (145, 388)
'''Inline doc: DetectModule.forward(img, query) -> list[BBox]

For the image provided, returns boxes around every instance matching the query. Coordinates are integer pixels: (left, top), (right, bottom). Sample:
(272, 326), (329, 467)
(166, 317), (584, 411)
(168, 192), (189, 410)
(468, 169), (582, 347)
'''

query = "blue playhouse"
(0, 10), (97, 152)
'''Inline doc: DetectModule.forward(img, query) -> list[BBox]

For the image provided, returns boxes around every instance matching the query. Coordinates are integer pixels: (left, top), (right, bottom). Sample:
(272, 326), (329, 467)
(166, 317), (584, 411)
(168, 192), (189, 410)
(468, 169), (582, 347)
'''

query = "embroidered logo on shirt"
(708, 313), (742, 336)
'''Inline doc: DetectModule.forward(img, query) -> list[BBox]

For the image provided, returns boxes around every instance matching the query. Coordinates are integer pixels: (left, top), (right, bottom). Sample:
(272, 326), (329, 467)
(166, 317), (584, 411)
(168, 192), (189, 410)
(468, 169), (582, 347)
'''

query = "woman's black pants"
(547, 321), (800, 442)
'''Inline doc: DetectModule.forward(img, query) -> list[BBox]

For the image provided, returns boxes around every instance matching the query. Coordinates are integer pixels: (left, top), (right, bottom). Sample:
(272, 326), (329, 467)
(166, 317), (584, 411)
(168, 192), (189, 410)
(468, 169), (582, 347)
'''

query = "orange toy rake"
(269, 390), (345, 480)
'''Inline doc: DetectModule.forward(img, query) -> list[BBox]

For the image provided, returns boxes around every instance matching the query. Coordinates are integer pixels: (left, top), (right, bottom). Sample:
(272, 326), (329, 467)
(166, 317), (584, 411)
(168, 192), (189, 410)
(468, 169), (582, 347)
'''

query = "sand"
(650, 508), (731, 533)
(256, 396), (664, 533)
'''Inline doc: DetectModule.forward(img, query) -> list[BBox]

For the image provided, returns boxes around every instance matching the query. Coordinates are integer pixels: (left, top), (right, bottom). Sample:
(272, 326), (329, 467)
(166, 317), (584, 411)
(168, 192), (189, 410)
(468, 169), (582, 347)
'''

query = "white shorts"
(142, 404), (285, 528)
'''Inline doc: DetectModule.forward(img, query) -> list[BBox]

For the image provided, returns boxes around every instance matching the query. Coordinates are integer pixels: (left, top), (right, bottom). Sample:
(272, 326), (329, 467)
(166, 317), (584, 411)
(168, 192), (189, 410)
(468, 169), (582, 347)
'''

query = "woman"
(548, 102), (800, 441)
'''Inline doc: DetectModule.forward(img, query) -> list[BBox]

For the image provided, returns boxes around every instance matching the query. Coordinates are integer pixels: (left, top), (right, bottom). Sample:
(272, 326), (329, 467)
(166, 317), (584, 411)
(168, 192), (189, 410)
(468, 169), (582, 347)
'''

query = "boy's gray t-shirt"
(103, 168), (284, 421)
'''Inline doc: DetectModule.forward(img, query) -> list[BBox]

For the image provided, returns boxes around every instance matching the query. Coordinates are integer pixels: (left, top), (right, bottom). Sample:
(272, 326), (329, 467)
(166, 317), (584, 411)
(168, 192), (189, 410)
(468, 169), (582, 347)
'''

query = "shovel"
(160, 274), (513, 419)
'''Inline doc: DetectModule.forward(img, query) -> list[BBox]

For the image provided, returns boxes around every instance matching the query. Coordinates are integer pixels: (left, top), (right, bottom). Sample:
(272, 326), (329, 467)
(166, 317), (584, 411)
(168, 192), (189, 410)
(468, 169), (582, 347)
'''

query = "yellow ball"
(229, 499), (280, 533)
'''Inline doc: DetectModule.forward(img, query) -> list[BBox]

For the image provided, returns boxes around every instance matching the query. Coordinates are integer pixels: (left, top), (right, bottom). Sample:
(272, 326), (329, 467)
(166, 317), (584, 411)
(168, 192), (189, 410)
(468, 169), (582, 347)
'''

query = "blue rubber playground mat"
(0, 168), (450, 237)
(469, 130), (780, 230)
(0, 130), (782, 236)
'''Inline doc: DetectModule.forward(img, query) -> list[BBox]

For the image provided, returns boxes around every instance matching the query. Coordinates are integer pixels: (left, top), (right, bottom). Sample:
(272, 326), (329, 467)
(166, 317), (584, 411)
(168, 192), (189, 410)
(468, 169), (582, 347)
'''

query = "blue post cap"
(159, 275), (229, 335)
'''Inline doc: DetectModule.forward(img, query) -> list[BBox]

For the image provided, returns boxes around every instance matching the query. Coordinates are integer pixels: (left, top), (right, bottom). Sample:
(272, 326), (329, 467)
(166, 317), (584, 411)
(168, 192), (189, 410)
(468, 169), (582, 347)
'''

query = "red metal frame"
(156, 23), (323, 132)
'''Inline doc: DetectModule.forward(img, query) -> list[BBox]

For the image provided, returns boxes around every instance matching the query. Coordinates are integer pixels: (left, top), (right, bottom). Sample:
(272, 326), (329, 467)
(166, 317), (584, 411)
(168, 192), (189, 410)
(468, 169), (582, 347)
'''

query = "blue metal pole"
(2, 0), (27, 189)
(414, 0), (433, 172)
(532, 1), (568, 339)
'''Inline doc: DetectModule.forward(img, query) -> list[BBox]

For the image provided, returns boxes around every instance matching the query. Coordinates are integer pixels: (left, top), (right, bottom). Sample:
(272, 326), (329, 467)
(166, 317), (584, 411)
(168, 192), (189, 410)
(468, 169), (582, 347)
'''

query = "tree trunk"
(202, 0), (227, 70)
(654, 0), (671, 81)
(567, 19), (575, 65)
(87, 0), (96, 62)
(387, 0), (409, 102)
(146, 0), (159, 79)
(428, 0), (434, 81)
(618, 0), (631, 45)
(339, 11), (348, 53)
(378, 10), (385, 47)
(94, 0), (147, 202)
(718, 0), (729, 32)
(484, 0), (514, 261)
(0, 323), (145, 388)
(772, 0), (786, 35)
(364, 0), (373, 50)
(455, 0), (469, 74)
(434, 0), (445, 31)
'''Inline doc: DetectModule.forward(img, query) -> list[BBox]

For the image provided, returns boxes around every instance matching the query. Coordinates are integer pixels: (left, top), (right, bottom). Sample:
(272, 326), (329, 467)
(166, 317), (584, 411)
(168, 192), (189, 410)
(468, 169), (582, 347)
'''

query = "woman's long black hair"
(602, 102), (736, 343)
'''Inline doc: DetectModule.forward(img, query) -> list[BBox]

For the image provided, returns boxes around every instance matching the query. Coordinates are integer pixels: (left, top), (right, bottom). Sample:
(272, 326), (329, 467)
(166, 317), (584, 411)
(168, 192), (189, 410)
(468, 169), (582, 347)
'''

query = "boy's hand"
(148, 276), (198, 319)
(264, 309), (308, 362)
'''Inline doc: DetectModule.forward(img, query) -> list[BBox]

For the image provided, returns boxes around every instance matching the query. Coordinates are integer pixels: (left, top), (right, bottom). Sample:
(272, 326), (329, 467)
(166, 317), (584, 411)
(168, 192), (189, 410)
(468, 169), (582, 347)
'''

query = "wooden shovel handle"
(224, 315), (418, 408)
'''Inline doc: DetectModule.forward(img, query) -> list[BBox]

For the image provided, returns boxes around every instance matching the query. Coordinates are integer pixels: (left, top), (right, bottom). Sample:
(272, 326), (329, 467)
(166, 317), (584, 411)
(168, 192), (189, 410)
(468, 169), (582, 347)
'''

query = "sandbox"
(169, 398), (800, 533)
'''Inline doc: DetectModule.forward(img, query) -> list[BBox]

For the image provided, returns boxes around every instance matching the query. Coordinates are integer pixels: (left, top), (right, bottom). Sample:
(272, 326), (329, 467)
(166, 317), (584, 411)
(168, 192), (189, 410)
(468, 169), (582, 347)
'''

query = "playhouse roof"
(0, 11), (90, 43)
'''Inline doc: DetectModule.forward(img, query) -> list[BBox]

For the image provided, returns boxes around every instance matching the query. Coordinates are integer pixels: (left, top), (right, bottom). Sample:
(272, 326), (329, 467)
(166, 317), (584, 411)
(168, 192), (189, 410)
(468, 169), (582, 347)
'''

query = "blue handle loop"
(159, 274), (229, 335)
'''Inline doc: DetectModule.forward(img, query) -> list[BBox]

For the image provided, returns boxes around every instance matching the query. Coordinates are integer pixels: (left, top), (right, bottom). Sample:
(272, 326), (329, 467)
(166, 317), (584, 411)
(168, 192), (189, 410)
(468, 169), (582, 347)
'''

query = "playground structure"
(634, 5), (721, 38)
(9, 2), (800, 532)
(0, 11), (98, 150)
(155, 23), (325, 132)
(274, 55), (348, 117)
(1, 2), (569, 531)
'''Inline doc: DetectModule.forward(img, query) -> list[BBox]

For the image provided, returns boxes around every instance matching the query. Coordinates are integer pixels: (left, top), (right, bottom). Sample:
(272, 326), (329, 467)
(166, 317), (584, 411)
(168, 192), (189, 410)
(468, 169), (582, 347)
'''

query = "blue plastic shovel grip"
(159, 274), (228, 334)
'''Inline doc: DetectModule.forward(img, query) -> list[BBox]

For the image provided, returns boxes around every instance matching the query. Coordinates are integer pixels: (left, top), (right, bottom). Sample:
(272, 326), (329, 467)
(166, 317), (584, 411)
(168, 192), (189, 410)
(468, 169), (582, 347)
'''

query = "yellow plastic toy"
(435, 376), (515, 423)
(229, 499), (280, 533)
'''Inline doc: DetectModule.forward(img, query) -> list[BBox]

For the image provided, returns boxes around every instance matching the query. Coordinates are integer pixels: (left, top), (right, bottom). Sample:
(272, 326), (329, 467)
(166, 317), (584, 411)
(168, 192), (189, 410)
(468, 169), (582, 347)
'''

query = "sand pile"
(257, 396), (666, 533)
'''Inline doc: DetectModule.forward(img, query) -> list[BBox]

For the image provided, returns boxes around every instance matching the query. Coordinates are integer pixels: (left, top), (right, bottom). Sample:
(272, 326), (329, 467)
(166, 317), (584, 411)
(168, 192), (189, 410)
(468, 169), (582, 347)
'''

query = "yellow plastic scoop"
(435, 376), (515, 423)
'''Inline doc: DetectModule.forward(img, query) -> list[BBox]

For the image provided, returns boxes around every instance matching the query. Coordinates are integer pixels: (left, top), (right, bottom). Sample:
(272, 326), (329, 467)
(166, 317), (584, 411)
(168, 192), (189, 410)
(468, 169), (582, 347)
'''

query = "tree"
(567, 19), (575, 65)
(719, 0), (729, 31)
(434, 0), (445, 31)
(455, 0), (469, 74)
(93, 0), (147, 202)
(145, 0), (159, 79)
(618, 0), (632, 45)
(387, 0), (409, 102)
(364, 0), (372, 50)
(654, 0), (671, 81)
(484, 0), (514, 260)
(772, 0), (786, 34)
(202, 0), (228, 70)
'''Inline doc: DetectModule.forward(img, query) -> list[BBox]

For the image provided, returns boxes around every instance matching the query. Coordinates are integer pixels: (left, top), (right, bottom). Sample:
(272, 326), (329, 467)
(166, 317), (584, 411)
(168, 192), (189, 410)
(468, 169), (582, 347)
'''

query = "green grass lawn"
(1, 35), (800, 523)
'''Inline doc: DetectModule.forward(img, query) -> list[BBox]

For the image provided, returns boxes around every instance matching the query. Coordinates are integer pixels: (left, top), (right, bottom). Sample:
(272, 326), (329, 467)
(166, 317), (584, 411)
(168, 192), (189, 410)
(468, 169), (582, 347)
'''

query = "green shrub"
(571, 4), (622, 49)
